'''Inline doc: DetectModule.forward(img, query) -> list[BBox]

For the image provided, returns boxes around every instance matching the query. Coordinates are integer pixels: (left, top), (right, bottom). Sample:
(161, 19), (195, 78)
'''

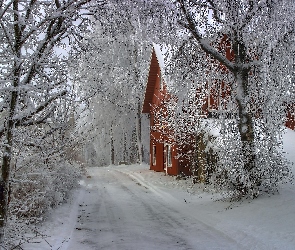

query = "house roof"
(153, 43), (165, 73)
(142, 43), (165, 114)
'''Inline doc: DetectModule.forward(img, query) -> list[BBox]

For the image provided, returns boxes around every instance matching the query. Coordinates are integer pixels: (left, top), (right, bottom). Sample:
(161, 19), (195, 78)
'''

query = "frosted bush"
(4, 160), (82, 247)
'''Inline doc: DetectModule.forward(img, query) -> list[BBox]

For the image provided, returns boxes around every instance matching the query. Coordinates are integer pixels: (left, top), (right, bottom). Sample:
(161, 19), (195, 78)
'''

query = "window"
(165, 144), (172, 168)
(152, 145), (156, 166)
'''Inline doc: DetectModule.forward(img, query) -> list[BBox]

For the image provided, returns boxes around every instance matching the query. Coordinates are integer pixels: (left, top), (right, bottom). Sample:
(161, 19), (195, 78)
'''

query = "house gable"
(142, 44), (166, 114)
(142, 44), (180, 175)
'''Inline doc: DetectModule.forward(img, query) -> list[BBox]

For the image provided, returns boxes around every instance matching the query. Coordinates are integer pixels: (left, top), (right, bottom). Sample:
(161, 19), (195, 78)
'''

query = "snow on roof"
(152, 43), (176, 92)
(152, 43), (165, 74)
(142, 43), (168, 113)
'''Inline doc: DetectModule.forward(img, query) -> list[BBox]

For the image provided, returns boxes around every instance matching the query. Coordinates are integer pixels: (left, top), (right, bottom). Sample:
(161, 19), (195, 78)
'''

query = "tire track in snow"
(51, 185), (89, 250)
(111, 169), (241, 250)
(115, 168), (244, 250)
(65, 167), (244, 250)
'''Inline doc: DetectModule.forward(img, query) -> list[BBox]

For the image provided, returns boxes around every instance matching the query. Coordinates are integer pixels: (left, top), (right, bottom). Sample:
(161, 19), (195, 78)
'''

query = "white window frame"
(164, 143), (172, 168)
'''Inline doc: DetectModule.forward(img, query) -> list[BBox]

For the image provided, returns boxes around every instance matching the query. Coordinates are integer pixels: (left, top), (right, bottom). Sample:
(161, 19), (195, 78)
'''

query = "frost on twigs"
(4, 160), (82, 248)
(0, 0), (106, 246)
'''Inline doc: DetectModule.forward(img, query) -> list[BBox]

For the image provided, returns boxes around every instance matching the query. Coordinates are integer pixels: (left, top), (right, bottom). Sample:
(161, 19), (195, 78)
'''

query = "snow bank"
(282, 127), (295, 165)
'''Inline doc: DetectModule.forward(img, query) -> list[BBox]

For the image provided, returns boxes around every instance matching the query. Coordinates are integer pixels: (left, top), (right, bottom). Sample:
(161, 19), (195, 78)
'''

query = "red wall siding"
(286, 103), (295, 130)
(147, 59), (181, 175)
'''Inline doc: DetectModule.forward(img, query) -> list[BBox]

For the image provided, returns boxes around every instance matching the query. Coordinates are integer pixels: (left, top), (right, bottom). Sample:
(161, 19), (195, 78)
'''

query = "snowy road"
(61, 167), (240, 250)
(22, 163), (295, 250)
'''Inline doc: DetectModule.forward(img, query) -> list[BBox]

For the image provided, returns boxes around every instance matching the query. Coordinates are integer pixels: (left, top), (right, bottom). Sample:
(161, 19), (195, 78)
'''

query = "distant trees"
(167, 0), (295, 197)
(73, 23), (151, 166)
(73, 0), (175, 166)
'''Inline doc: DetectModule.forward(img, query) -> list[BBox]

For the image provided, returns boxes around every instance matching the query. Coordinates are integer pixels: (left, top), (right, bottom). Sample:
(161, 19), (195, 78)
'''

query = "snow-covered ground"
(20, 128), (295, 250)
(282, 127), (295, 169)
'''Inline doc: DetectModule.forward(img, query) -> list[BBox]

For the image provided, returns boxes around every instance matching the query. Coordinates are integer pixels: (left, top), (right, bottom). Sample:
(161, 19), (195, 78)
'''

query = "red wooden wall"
(143, 49), (180, 175)
(286, 103), (295, 130)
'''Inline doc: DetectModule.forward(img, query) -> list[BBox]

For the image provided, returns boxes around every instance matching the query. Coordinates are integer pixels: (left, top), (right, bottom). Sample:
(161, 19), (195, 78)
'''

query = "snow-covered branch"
(239, 1), (264, 30)
(0, 90), (67, 137)
(205, 0), (224, 23)
(177, 0), (234, 71)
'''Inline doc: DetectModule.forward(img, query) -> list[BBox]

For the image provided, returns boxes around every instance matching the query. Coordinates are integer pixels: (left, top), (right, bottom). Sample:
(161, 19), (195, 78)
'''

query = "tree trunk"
(136, 101), (143, 163)
(235, 72), (255, 172)
(110, 125), (115, 165)
(0, 91), (17, 241)
(0, 1), (21, 240)
(233, 35), (255, 170)
(123, 131), (127, 163)
(132, 41), (143, 164)
(233, 37), (257, 192)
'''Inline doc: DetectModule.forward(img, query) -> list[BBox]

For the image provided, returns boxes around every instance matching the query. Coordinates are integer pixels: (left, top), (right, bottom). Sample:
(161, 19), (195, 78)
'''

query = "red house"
(142, 43), (295, 176)
(142, 43), (233, 176)
(142, 44), (179, 175)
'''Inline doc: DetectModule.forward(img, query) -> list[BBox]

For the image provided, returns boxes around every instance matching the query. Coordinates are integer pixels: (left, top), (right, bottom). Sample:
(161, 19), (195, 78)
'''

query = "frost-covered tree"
(169, 0), (295, 197)
(72, 24), (150, 166)
(0, 0), (106, 243)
